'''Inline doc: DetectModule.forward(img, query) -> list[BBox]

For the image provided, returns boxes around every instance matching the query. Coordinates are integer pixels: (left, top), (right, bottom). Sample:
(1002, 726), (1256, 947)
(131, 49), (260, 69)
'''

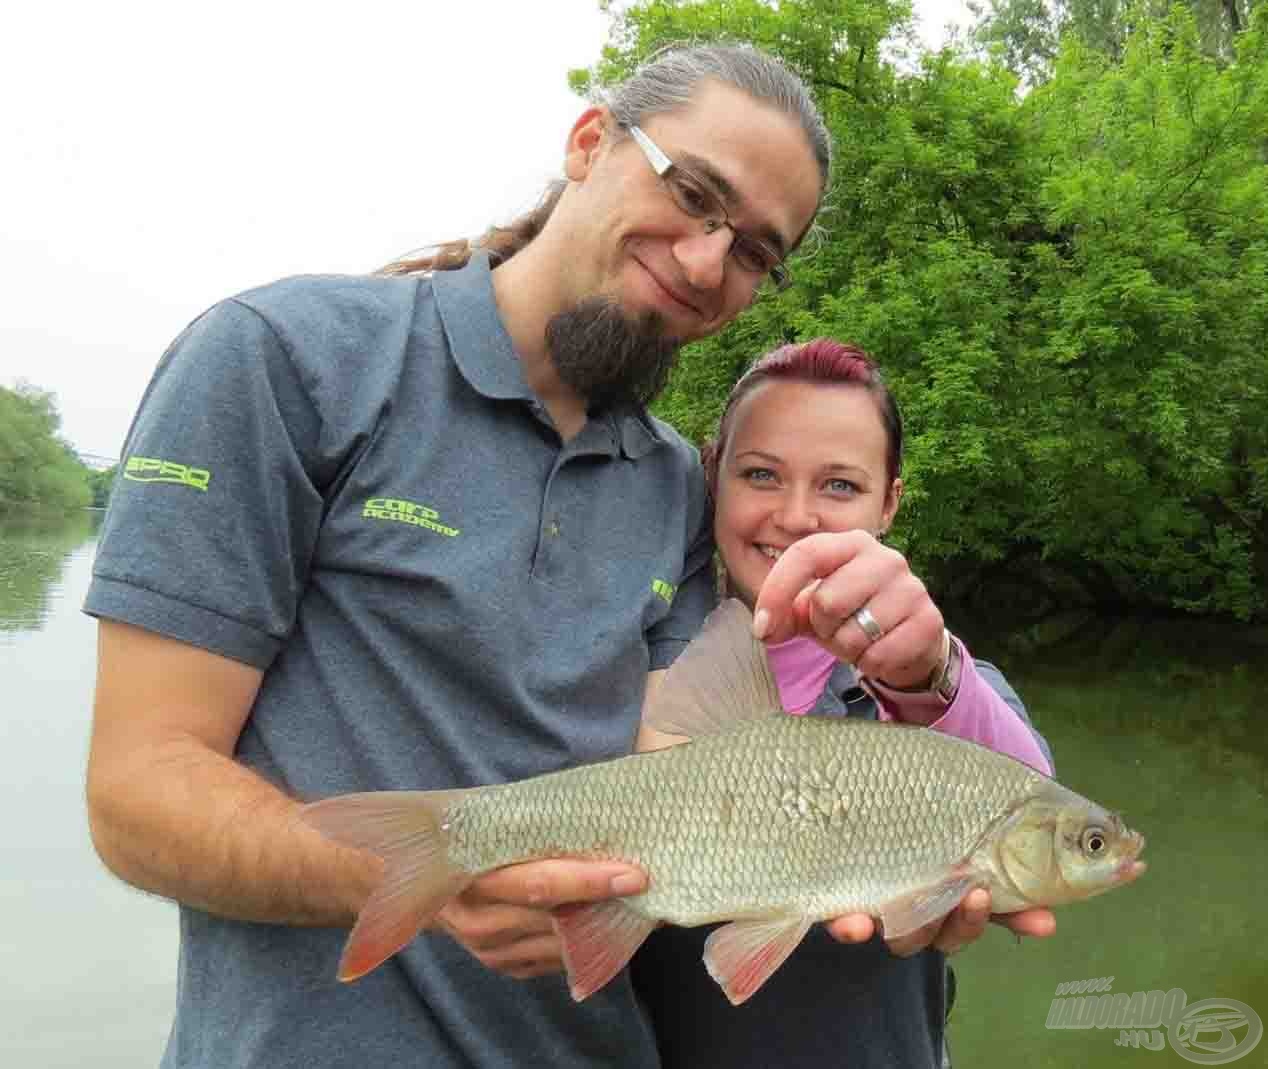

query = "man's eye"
(732, 235), (778, 274)
(668, 173), (714, 217)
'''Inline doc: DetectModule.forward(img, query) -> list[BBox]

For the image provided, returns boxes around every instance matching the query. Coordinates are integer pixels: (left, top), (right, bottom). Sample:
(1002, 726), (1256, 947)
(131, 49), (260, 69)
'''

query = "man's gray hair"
(602, 42), (832, 196)
(380, 42), (831, 277)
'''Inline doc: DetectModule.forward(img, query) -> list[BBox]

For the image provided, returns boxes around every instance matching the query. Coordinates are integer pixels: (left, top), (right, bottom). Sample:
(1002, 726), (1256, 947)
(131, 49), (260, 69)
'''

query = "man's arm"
(86, 619), (381, 926)
(88, 620), (649, 978)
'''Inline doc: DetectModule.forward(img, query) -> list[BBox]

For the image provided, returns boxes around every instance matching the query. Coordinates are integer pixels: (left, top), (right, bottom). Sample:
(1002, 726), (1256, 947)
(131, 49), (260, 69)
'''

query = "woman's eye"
(825, 478), (857, 495)
(742, 468), (776, 484)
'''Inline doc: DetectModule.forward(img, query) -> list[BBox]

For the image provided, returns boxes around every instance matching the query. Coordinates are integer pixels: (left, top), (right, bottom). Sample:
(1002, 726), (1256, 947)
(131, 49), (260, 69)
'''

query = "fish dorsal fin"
(645, 599), (784, 739)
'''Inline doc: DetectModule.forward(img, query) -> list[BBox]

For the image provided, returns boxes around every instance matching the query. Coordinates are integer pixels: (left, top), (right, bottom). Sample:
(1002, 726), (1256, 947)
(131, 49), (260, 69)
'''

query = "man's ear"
(564, 107), (609, 182)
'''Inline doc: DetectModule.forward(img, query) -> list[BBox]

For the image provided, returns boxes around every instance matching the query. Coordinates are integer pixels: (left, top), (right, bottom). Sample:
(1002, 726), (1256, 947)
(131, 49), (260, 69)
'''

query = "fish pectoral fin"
(702, 915), (813, 1006)
(878, 872), (980, 941)
(644, 599), (785, 739)
(553, 899), (659, 1002)
(301, 790), (472, 981)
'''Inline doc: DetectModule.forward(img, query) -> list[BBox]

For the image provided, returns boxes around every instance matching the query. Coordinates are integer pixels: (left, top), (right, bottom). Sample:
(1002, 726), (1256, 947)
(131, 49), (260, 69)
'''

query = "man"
(85, 43), (829, 1068)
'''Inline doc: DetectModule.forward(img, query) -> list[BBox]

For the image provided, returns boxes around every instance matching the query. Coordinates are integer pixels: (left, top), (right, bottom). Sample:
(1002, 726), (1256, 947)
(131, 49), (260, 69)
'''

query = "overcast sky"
(1, 0), (972, 460)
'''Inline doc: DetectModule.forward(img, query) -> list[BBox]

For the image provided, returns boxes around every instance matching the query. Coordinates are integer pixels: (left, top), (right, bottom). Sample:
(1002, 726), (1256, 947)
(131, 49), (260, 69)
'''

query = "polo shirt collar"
(433, 251), (667, 460)
(433, 252), (532, 402)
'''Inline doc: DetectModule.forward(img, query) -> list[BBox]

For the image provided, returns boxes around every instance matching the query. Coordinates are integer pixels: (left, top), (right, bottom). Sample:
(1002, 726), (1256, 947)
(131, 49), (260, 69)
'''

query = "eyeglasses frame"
(621, 122), (793, 295)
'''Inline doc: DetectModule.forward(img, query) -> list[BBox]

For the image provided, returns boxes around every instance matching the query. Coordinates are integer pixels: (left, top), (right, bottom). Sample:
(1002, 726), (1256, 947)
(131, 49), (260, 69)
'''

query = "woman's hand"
(824, 894), (1057, 957)
(753, 530), (945, 689)
(436, 859), (647, 979)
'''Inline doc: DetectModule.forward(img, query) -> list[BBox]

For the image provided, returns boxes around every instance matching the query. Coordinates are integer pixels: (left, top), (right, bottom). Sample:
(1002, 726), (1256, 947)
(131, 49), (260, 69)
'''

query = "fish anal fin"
(338, 869), (469, 981)
(878, 871), (980, 941)
(300, 790), (473, 981)
(645, 599), (784, 739)
(553, 899), (659, 1001)
(702, 914), (813, 1006)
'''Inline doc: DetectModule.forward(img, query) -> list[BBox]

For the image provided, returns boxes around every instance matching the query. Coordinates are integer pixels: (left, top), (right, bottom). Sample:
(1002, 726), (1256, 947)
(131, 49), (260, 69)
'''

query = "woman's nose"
(775, 493), (820, 534)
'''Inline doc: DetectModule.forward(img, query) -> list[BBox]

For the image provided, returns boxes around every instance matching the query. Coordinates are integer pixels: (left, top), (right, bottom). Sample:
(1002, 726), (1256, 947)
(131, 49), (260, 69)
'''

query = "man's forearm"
(87, 734), (380, 926)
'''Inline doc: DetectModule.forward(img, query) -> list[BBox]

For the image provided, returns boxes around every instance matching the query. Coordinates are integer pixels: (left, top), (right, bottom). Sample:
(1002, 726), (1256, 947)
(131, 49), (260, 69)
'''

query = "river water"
(1, 512), (175, 1067)
(2, 512), (1264, 1066)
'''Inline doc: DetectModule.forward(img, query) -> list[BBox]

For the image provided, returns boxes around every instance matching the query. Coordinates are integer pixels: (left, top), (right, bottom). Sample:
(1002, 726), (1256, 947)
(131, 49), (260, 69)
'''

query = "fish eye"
(1081, 827), (1107, 856)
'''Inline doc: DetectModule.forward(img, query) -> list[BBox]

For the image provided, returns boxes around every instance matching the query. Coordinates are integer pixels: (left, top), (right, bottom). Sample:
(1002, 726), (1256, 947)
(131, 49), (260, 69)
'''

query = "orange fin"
(644, 599), (784, 739)
(301, 790), (472, 980)
(702, 915), (813, 1006)
(553, 899), (659, 1001)
(878, 872), (979, 940)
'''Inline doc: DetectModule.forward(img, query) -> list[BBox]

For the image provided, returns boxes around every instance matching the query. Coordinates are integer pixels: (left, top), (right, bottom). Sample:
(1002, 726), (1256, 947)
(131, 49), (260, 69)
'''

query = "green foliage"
(972, 0), (1254, 84)
(581, 0), (1268, 619)
(88, 465), (117, 509)
(0, 384), (91, 514)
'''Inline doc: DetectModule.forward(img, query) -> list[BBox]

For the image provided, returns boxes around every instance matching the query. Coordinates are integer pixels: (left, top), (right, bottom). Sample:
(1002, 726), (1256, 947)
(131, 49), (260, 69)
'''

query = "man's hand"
(823, 892), (1057, 956)
(438, 859), (647, 979)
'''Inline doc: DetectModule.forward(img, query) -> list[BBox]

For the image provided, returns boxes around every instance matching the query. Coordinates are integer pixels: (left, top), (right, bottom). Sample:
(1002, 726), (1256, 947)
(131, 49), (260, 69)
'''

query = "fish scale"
(303, 598), (1145, 1003)
(445, 713), (1047, 926)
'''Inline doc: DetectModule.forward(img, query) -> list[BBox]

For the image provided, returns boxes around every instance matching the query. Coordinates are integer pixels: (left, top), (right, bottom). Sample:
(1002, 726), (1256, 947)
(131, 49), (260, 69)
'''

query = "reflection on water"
(945, 609), (1268, 1067)
(0, 510), (96, 634)
(0, 511), (177, 1068)
(2, 513), (1264, 1066)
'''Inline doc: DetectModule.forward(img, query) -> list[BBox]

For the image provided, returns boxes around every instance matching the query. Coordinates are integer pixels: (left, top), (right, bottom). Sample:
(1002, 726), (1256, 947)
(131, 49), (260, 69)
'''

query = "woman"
(632, 338), (1053, 1068)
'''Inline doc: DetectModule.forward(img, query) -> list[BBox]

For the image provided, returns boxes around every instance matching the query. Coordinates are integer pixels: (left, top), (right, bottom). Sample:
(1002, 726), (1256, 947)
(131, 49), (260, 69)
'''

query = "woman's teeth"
(759, 545), (783, 560)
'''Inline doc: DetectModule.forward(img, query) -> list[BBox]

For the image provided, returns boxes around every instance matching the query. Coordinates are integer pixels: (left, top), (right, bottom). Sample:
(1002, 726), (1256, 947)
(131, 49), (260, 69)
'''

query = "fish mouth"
(1115, 859), (1147, 884)
(1114, 831), (1146, 883)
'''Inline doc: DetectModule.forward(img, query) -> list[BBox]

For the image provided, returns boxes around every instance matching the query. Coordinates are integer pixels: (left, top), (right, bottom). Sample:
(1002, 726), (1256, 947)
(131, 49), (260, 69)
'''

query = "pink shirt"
(766, 635), (1052, 775)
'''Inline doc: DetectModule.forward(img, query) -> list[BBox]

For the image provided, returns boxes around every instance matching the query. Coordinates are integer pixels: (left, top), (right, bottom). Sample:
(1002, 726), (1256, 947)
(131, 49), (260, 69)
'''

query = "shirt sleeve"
(645, 456), (717, 672)
(83, 297), (328, 669)
(872, 638), (1054, 775)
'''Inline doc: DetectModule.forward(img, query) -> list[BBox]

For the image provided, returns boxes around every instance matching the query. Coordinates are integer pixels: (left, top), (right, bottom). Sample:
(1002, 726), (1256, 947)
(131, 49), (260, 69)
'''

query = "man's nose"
(674, 222), (732, 291)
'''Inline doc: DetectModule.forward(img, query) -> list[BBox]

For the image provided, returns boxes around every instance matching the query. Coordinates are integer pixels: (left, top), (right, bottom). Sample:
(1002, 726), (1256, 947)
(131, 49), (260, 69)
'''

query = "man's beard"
(545, 298), (682, 411)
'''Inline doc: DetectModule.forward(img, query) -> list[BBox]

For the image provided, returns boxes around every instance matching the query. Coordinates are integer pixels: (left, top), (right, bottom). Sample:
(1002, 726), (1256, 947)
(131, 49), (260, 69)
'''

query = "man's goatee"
(546, 298), (682, 411)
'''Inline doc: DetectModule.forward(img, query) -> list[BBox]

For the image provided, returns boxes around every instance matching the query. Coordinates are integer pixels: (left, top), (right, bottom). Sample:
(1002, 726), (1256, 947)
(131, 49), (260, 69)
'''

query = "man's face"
(558, 80), (824, 346)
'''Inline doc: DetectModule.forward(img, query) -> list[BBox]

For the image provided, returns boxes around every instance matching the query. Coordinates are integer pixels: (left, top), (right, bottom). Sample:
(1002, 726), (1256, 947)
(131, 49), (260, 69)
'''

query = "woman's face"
(713, 378), (901, 610)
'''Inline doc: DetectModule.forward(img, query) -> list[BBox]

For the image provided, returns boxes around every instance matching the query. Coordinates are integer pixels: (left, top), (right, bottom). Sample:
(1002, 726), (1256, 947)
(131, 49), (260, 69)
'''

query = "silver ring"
(852, 606), (885, 644)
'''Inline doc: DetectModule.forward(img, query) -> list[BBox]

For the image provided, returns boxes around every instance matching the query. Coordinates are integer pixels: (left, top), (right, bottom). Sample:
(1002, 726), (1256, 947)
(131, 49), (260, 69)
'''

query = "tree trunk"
(1224, 0), (1242, 34)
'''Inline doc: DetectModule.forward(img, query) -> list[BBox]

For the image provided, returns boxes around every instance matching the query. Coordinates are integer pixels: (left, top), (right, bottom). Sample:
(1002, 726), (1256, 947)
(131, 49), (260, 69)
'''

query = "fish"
(301, 599), (1146, 1005)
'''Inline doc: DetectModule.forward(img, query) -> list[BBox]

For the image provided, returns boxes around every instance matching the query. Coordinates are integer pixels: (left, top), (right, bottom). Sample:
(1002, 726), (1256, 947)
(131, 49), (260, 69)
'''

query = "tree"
(577, 0), (1268, 619)
(0, 384), (92, 513)
(971, 0), (1255, 84)
(88, 466), (117, 509)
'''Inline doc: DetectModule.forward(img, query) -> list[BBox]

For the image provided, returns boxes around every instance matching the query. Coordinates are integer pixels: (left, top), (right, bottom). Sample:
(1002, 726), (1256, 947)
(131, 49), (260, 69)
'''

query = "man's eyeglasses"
(621, 122), (792, 294)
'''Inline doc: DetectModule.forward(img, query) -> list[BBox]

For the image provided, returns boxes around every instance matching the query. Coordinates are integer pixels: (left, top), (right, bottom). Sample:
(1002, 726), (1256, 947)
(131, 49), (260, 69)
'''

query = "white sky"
(0, 0), (972, 459)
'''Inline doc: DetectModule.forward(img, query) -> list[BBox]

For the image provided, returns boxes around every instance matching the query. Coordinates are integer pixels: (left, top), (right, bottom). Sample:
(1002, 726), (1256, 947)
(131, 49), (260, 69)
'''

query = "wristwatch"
(927, 628), (962, 703)
(877, 628), (962, 704)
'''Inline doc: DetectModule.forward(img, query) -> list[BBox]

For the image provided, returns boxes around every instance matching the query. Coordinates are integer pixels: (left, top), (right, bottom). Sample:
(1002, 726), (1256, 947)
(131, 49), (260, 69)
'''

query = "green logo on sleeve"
(651, 579), (678, 605)
(363, 498), (461, 537)
(123, 455), (211, 492)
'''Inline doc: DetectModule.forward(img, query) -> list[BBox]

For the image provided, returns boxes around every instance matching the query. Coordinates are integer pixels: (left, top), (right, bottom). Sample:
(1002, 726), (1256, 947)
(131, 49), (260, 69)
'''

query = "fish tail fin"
(301, 789), (472, 981)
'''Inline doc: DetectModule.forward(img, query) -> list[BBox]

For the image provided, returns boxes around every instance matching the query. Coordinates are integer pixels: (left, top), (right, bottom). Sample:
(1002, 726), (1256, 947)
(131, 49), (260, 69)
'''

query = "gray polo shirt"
(85, 253), (715, 1068)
